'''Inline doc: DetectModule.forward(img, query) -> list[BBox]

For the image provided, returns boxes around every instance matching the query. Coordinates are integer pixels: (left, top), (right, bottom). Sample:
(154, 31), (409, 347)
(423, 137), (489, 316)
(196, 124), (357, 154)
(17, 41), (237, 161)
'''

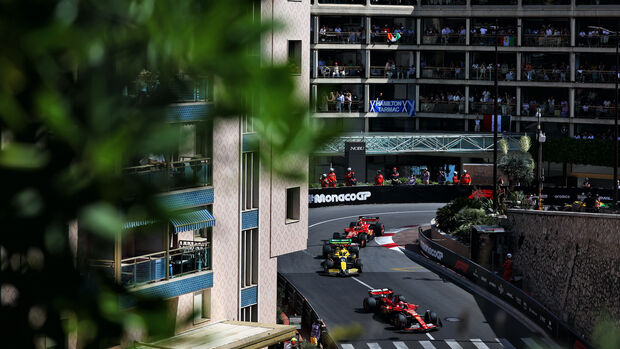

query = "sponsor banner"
(418, 229), (592, 349)
(309, 185), (474, 208)
(370, 100), (416, 116)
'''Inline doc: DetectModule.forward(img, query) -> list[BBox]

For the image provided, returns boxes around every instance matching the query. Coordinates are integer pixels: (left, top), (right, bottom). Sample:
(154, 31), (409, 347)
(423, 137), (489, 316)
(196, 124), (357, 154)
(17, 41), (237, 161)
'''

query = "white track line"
(351, 277), (375, 289)
(425, 332), (435, 340)
(470, 338), (490, 349)
(341, 344), (355, 349)
(393, 341), (409, 349)
(309, 210), (436, 228)
(419, 340), (436, 349)
(444, 339), (464, 349)
(367, 343), (381, 349)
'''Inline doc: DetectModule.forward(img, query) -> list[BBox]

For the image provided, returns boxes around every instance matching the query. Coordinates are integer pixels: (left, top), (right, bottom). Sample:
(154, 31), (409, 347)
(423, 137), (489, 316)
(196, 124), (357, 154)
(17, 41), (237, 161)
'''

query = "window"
(240, 228), (258, 288)
(286, 187), (300, 223)
(242, 114), (254, 134)
(240, 304), (258, 322)
(288, 40), (302, 75)
(193, 289), (211, 324)
(242, 152), (259, 210)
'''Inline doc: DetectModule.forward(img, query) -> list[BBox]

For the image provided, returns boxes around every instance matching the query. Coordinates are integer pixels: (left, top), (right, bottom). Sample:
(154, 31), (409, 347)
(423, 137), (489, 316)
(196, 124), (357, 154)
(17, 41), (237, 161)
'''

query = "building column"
(516, 87), (521, 116)
(364, 84), (370, 113)
(464, 119), (469, 131)
(415, 117), (420, 131)
(465, 52), (470, 79)
(465, 86), (470, 114)
(416, 18), (421, 45)
(367, 0), (371, 6)
(313, 16), (319, 44)
(516, 121), (521, 132)
(570, 17), (576, 47)
(365, 117), (370, 133)
(517, 18), (522, 47)
(466, 18), (471, 46)
(409, 51), (414, 72)
(570, 52), (576, 82)
(365, 50), (371, 78)
(569, 88), (575, 118)
(416, 51), (421, 78)
(114, 232), (122, 283)
(312, 50), (318, 79)
(415, 85), (420, 111)
(312, 84), (318, 112)
(569, 121), (575, 137)
(516, 52), (522, 80)
(366, 17), (371, 44)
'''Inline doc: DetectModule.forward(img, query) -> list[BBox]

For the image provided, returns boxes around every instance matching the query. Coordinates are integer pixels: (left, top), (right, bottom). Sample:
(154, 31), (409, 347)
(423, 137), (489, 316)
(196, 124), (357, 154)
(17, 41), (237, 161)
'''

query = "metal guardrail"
(123, 157), (211, 191)
(316, 134), (523, 155)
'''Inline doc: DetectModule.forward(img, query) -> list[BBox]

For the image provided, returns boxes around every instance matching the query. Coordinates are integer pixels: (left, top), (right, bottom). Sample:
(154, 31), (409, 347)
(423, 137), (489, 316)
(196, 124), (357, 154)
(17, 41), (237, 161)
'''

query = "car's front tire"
(363, 297), (377, 312)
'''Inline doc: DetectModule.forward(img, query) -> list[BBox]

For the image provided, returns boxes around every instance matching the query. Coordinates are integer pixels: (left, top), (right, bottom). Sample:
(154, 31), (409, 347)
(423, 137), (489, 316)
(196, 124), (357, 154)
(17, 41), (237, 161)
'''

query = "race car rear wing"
(329, 238), (353, 245)
(358, 216), (380, 222)
(369, 288), (393, 296)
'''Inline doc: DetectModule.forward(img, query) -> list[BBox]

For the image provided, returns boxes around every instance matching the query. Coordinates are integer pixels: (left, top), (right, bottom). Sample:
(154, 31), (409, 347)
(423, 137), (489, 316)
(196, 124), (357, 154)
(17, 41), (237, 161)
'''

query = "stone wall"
(506, 209), (620, 341)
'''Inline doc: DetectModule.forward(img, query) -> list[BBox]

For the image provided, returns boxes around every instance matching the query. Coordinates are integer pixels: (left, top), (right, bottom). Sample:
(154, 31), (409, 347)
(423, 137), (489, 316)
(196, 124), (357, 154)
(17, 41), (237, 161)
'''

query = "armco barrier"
(418, 227), (592, 349)
(309, 185), (616, 208)
(309, 185), (475, 208)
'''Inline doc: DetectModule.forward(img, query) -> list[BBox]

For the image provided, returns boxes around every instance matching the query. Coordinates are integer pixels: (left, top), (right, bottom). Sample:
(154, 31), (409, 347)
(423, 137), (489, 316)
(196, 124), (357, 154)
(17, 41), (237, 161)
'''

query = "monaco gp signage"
(370, 100), (416, 116)
(309, 191), (371, 204)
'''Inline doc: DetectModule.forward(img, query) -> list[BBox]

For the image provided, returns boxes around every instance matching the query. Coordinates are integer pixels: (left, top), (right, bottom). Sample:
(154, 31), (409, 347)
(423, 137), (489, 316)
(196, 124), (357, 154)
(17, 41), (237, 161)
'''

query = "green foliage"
(436, 197), (483, 233)
(499, 138), (509, 155)
(592, 312), (620, 349)
(452, 208), (498, 242)
(0, 0), (333, 347)
(530, 138), (620, 167)
(519, 135), (531, 153)
(498, 151), (535, 185)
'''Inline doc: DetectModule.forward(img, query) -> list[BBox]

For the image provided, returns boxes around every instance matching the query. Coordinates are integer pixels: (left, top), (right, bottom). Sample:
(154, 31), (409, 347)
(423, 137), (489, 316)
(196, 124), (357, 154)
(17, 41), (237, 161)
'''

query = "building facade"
(310, 0), (620, 184)
(77, 0), (310, 345)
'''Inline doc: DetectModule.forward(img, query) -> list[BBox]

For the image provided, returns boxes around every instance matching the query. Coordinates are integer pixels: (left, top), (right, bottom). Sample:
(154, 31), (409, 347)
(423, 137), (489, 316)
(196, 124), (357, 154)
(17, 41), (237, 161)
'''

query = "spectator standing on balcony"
(344, 168), (357, 186)
(345, 91), (352, 113)
(408, 173), (416, 185)
(374, 170), (384, 186)
(421, 168), (430, 185)
(336, 92), (344, 112)
(438, 170), (446, 184)
(320, 174), (329, 188)
(452, 171), (459, 184)
(583, 177), (591, 189)
(474, 116), (481, 132)
(327, 168), (337, 187)
(140, 153), (166, 166)
(503, 253), (513, 282)
(390, 167), (400, 185)
(406, 65), (416, 79)
(460, 170), (472, 185)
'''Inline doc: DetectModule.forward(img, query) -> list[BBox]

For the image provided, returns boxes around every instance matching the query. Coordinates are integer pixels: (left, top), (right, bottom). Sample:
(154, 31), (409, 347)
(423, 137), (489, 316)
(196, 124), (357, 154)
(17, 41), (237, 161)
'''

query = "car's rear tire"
(324, 258), (334, 269)
(332, 232), (341, 239)
(373, 223), (383, 237)
(363, 297), (377, 312)
(359, 233), (368, 247)
(350, 245), (360, 255)
(349, 221), (357, 228)
(322, 243), (333, 258)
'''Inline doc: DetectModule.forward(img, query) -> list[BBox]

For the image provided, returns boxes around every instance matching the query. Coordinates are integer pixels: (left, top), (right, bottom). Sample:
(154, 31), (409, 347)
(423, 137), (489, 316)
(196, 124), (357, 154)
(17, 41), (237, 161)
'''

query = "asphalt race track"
(278, 203), (557, 349)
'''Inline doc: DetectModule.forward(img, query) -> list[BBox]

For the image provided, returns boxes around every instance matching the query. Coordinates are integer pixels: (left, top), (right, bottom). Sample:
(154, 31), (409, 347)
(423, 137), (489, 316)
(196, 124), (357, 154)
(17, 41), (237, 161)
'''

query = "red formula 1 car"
(362, 288), (442, 332)
(332, 216), (385, 248)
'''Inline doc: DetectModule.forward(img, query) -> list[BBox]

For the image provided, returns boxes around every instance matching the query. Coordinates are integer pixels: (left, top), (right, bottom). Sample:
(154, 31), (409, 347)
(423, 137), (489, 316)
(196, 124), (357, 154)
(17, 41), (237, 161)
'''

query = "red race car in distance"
(362, 288), (442, 332)
(333, 216), (384, 248)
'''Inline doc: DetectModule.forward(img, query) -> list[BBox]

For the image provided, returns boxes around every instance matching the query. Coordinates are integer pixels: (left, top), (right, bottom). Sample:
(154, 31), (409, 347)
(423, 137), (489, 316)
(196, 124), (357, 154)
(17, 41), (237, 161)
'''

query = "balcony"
(421, 33), (465, 46)
(522, 34), (569, 47)
(421, 66), (465, 80)
(123, 157), (211, 192)
(370, 65), (415, 79)
(319, 65), (364, 78)
(421, 0), (466, 4)
(318, 30), (365, 44)
(90, 240), (211, 289)
(420, 99), (465, 114)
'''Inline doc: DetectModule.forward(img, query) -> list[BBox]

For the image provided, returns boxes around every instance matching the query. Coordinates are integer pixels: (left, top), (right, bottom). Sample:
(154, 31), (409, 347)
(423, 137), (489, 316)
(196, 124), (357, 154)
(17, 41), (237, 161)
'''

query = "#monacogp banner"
(370, 100), (416, 116)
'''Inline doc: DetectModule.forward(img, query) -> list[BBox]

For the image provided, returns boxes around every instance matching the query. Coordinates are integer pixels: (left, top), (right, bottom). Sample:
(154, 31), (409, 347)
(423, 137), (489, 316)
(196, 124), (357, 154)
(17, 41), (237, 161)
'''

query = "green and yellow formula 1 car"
(322, 239), (362, 276)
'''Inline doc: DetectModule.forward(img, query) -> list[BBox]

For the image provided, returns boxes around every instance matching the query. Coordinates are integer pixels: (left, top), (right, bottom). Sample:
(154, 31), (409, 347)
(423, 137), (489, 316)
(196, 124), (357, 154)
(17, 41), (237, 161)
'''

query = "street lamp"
(536, 108), (546, 211)
(589, 25), (618, 207)
(492, 18), (499, 212)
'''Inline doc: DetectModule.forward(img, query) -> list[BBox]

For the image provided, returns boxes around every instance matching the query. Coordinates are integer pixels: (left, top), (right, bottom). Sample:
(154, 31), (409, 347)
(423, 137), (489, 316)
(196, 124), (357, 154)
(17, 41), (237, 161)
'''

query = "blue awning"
(122, 219), (157, 230)
(170, 209), (216, 233)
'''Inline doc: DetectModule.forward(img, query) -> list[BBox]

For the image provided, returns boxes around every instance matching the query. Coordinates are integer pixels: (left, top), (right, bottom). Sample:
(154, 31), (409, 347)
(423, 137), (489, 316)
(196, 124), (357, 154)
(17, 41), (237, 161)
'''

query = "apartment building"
(310, 0), (620, 184)
(77, 1), (310, 347)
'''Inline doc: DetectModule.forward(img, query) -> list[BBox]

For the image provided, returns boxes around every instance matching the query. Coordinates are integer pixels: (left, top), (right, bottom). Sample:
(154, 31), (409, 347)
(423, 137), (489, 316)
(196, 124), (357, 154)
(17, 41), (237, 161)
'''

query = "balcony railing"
(470, 102), (516, 115)
(522, 68), (570, 82)
(422, 0), (466, 4)
(470, 65), (517, 81)
(421, 34), (465, 45)
(575, 104), (618, 118)
(90, 241), (211, 289)
(318, 31), (365, 44)
(421, 66), (465, 79)
(576, 70), (618, 83)
(372, 32), (416, 45)
(318, 65), (364, 78)
(371, 0), (415, 4)
(123, 157), (211, 192)
(576, 34), (619, 48)
(522, 34), (569, 47)
(317, 100), (363, 113)
(521, 104), (568, 117)
(370, 65), (416, 79)
(470, 34), (516, 46)
(318, 0), (365, 4)
(420, 100), (465, 113)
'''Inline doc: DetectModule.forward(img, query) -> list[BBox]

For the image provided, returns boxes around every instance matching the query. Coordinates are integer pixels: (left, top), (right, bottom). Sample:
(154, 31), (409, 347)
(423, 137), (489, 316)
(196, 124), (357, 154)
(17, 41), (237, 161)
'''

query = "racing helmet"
(330, 167), (334, 172)
(507, 253), (512, 259)
(463, 170), (468, 173)
(347, 167), (352, 171)
(322, 173), (327, 177)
